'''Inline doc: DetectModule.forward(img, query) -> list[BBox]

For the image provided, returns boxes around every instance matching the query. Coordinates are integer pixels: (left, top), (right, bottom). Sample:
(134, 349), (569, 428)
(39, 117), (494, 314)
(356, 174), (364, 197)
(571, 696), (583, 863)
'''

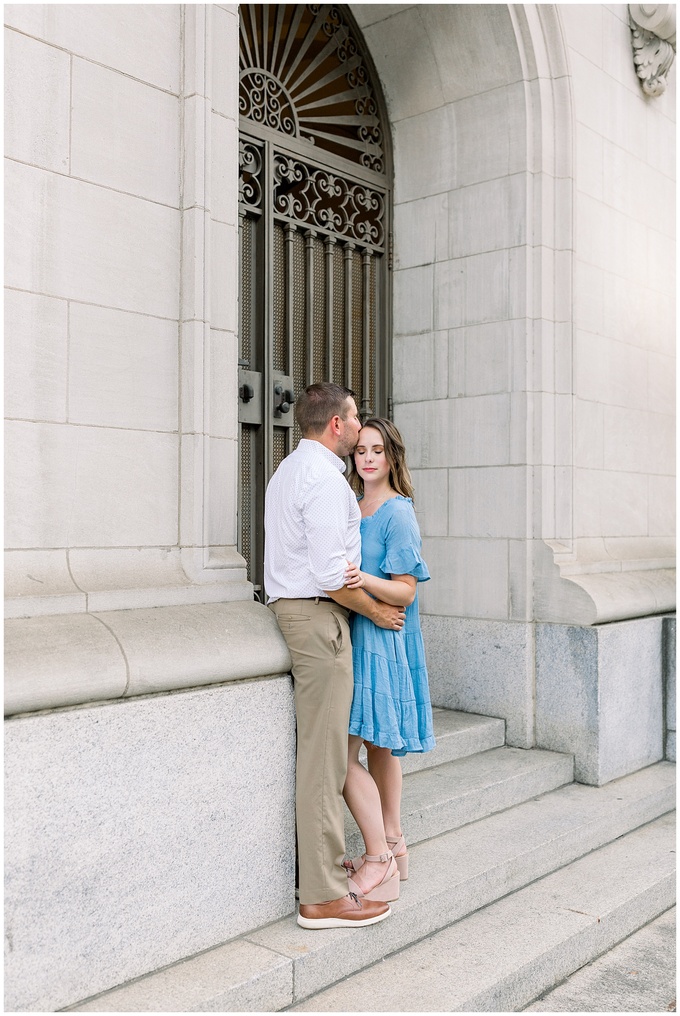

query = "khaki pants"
(271, 598), (353, 905)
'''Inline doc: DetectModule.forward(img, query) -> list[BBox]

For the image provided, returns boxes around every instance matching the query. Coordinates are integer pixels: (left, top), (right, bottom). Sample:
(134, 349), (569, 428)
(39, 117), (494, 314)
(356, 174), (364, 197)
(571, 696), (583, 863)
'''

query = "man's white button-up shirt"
(264, 438), (362, 602)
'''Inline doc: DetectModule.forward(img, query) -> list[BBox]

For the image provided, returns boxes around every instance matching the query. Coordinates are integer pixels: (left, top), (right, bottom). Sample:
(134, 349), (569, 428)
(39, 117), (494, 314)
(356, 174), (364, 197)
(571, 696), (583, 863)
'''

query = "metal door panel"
(237, 4), (392, 592)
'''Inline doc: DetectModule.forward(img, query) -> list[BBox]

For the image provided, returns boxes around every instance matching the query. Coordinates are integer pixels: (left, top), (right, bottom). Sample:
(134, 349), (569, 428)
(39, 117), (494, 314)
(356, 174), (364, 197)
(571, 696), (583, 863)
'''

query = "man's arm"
(323, 585), (406, 630)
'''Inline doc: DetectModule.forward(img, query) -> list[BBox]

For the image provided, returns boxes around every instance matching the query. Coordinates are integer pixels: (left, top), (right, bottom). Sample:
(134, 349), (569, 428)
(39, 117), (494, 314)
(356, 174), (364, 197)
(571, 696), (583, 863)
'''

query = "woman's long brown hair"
(348, 418), (415, 501)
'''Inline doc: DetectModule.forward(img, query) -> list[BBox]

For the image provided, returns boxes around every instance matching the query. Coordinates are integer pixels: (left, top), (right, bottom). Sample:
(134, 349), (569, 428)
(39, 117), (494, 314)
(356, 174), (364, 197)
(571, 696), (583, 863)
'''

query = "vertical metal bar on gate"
(237, 211), (244, 561)
(362, 250), (372, 417)
(263, 143), (274, 482)
(237, 212), (244, 362)
(344, 242), (354, 392)
(285, 222), (295, 454)
(325, 237), (334, 383)
(285, 224), (295, 370)
(304, 230), (315, 385)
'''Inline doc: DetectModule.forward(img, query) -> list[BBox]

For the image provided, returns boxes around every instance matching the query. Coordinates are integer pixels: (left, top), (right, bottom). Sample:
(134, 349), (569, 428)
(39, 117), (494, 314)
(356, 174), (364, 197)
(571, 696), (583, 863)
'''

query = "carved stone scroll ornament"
(629, 4), (676, 96)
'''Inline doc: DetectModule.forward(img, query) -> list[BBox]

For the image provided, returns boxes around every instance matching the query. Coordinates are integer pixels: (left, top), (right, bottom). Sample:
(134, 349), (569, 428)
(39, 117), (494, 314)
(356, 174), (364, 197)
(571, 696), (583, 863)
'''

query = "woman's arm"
(345, 561), (417, 606)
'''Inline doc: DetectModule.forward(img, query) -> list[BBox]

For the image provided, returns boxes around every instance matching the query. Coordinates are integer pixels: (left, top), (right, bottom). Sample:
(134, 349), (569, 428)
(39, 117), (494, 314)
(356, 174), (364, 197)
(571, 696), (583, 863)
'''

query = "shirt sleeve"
(380, 502), (430, 582)
(302, 471), (353, 591)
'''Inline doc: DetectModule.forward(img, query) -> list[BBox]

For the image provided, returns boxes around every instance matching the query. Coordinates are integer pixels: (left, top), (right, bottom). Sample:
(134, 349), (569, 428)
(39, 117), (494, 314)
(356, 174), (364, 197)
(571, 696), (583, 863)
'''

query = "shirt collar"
(298, 438), (347, 473)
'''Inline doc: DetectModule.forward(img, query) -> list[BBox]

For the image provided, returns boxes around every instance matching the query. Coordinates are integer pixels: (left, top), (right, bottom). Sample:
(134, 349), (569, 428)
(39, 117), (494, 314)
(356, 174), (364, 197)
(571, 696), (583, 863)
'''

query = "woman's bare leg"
(365, 743), (403, 841)
(343, 735), (392, 893)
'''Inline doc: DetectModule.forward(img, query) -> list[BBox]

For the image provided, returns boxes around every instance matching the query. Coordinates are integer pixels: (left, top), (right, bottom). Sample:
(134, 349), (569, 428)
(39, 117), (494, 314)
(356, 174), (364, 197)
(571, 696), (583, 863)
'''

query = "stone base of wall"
(663, 615), (676, 762)
(535, 616), (666, 785)
(421, 616), (534, 749)
(422, 613), (672, 785)
(4, 677), (296, 1013)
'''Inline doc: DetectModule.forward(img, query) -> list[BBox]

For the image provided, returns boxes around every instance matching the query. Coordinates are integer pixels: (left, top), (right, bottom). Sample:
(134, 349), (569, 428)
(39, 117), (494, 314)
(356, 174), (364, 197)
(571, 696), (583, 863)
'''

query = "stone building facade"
(4, 4), (675, 1011)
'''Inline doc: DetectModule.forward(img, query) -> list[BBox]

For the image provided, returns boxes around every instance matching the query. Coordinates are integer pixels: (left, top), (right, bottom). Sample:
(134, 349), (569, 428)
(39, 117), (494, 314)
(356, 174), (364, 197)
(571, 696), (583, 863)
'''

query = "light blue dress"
(348, 496), (436, 756)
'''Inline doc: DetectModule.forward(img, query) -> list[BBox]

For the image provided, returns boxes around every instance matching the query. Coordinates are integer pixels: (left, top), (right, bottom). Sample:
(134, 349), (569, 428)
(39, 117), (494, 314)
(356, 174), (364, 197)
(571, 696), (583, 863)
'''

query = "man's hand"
(323, 585), (406, 630)
(369, 598), (407, 631)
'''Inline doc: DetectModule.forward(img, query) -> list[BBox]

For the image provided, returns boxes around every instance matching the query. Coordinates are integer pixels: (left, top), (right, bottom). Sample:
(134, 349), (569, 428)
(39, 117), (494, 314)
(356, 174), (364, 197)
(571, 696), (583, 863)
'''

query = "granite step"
(523, 905), (676, 1013)
(292, 811), (676, 1012)
(345, 744), (574, 859)
(70, 761), (676, 1012)
(361, 708), (506, 777)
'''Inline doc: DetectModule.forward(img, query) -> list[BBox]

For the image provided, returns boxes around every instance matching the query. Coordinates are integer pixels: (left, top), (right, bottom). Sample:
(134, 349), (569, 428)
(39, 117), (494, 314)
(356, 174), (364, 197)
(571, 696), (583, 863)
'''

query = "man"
(265, 382), (406, 929)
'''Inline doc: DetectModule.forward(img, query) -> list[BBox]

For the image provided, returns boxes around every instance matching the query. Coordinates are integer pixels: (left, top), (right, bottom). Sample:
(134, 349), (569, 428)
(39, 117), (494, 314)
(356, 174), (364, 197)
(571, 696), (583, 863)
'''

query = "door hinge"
(388, 231), (394, 271)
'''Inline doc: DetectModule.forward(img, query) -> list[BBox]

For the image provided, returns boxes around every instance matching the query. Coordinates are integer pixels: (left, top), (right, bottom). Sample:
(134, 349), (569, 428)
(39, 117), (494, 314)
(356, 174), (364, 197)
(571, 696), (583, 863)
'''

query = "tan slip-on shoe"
(297, 892), (391, 929)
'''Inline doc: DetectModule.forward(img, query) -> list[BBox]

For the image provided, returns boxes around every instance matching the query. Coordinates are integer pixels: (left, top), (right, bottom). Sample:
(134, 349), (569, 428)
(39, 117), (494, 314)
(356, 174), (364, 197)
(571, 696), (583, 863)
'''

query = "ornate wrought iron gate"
(238, 4), (391, 594)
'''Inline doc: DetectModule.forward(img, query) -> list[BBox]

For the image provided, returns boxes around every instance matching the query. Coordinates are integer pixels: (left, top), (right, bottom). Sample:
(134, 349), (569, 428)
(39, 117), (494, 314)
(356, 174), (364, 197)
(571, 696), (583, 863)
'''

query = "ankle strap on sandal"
(363, 851), (393, 863)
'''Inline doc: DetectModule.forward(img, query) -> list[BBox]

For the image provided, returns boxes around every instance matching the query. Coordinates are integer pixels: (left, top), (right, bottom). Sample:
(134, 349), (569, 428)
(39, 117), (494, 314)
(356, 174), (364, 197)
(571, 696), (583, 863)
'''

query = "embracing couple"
(264, 382), (435, 929)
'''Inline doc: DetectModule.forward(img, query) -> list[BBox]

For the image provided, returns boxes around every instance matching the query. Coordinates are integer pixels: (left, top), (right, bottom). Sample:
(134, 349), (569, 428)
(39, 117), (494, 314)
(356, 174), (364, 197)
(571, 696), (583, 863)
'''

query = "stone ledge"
(4, 546), (253, 618)
(4, 600), (291, 716)
(536, 540), (676, 624)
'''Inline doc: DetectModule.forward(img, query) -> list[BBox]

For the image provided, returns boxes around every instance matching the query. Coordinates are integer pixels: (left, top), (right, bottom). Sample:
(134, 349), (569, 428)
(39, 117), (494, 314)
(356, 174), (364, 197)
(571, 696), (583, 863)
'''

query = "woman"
(342, 418), (435, 903)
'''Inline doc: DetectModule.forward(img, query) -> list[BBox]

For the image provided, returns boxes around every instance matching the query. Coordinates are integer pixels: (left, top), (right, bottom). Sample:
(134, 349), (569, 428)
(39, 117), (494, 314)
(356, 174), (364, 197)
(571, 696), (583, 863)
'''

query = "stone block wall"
(4, 677), (296, 1013)
(4, 3), (250, 618)
(560, 4), (675, 572)
(354, 4), (536, 627)
(5, 4), (182, 556)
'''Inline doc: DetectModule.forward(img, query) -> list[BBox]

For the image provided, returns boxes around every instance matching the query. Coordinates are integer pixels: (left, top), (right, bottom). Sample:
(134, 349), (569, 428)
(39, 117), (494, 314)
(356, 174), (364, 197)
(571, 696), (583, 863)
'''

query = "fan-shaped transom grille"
(239, 4), (385, 172)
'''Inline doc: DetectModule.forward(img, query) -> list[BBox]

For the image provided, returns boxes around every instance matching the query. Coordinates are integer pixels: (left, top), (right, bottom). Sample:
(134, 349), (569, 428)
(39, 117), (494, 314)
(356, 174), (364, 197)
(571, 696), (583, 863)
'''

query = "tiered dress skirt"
(348, 496), (436, 757)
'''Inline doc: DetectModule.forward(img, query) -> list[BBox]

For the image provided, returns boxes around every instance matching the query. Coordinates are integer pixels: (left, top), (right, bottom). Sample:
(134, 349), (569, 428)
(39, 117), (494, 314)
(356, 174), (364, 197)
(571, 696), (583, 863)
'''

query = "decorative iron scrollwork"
(273, 153), (385, 250)
(239, 4), (385, 173)
(239, 140), (263, 213)
(318, 5), (343, 37)
(239, 70), (298, 136)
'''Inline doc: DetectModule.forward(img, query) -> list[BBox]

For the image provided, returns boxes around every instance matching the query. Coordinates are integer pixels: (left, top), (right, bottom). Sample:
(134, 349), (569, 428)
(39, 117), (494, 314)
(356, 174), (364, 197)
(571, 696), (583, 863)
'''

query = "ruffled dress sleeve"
(380, 499), (430, 582)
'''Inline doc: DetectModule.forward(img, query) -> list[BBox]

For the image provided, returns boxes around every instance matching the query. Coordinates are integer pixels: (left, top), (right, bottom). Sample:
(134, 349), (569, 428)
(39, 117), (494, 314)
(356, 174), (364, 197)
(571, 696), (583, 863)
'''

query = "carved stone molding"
(629, 4), (676, 96)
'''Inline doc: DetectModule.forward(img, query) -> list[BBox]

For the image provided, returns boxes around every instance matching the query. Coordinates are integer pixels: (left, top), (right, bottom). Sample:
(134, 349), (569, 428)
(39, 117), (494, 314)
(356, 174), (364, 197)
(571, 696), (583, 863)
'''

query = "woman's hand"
(343, 564), (416, 607)
(344, 561), (366, 589)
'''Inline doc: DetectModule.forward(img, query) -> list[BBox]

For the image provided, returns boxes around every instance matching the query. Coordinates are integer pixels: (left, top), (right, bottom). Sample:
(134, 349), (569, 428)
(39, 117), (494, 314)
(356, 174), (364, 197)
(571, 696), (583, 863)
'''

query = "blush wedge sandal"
(343, 834), (409, 881)
(346, 850), (400, 902)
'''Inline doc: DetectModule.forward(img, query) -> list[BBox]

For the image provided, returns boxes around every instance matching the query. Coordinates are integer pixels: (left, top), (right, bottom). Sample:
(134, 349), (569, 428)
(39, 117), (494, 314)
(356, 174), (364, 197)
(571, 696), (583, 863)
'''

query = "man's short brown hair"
(295, 382), (356, 436)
